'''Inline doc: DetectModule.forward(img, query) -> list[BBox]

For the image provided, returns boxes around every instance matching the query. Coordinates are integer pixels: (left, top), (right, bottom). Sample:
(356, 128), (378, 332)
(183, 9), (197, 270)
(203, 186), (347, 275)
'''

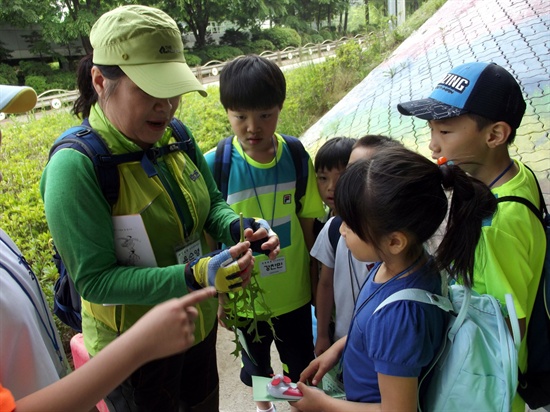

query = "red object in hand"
(266, 374), (303, 400)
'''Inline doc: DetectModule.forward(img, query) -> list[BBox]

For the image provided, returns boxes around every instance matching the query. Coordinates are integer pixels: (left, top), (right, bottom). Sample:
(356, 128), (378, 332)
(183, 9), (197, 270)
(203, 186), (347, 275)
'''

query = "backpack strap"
(497, 196), (544, 224)
(496, 164), (548, 224)
(328, 216), (342, 254)
(280, 134), (309, 214)
(213, 136), (233, 200)
(50, 118), (196, 207)
(374, 287), (521, 348)
(168, 118), (195, 164)
(374, 288), (455, 314)
(49, 122), (136, 206)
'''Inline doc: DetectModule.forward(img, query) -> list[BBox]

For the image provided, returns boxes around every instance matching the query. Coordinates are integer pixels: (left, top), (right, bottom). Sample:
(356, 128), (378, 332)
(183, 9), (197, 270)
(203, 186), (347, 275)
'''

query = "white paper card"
(112, 215), (157, 267)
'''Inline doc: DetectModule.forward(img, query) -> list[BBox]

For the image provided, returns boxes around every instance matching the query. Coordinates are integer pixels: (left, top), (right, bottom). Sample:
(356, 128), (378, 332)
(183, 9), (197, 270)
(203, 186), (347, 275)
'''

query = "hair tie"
(437, 156), (454, 166)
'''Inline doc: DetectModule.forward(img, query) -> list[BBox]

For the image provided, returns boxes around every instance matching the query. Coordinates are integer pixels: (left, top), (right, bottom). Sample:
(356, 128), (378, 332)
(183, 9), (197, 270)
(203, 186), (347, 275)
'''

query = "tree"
(225, 0), (291, 31)
(160, 0), (228, 49)
(0, 0), (120, 60)
(0, 40), (14, 61)
(21, 30), (52, 61)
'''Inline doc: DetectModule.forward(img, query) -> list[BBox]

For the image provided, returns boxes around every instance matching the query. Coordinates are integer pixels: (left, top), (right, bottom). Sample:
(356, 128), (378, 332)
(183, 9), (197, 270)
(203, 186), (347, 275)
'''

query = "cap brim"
(0, 85), (37, 113)
(397, 97), (468, 120)
(121, 61), (207, 99)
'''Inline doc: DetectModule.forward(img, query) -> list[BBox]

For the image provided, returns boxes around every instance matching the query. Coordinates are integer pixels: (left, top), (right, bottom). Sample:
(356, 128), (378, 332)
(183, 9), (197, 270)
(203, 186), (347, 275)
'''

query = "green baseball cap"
(90, 5), (206, 99)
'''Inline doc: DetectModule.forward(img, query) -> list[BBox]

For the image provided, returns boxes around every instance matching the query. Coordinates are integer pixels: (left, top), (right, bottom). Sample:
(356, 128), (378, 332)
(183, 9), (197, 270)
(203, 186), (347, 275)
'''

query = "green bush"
(0, 63), (17, 85)
(19, 60), (54, 77)
(207, 45), (243, 62)
(258, 27), (302, 49)
(185, 53), (202, 67)
(282, 17), (312, 35)
(47, 72), (76, 90)
(300, 33), (313, 45)
(220, 29), (250, 47)
(25, 75), (48, 95)
(249, 39), (276, 54)
(191, 49), (209, 65)
(310, 34), (325, 44)
(320, 30), (334, 40)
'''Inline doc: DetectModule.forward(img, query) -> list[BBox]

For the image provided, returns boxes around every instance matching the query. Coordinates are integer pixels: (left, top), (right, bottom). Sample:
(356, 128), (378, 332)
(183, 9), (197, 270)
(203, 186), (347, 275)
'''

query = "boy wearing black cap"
(398, 61), (545, 410)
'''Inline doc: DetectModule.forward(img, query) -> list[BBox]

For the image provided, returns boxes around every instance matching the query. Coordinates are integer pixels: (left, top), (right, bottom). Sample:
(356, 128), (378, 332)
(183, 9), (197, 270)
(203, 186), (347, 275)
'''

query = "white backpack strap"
(505, 293), (522, 350)
(374, 288), (454, 314)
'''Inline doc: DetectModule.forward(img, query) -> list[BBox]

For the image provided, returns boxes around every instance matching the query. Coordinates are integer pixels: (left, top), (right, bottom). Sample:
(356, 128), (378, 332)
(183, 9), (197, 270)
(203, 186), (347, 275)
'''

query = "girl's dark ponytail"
(73, 54), (96, 119)
(436, 162), (497, 287)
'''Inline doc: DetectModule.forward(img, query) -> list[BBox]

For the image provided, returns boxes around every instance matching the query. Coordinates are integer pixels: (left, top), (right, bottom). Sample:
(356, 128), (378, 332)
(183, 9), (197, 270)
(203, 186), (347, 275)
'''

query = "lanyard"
(348, 250), (365, 306)
(353, 252), (424, 317)
(240, 138), (278, 228)
(488, 160), (514, 188)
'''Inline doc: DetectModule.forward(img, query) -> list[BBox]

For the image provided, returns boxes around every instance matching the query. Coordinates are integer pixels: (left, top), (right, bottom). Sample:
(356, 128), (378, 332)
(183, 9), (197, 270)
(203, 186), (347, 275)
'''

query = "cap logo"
(438, 74), (470, 93)
(159, 45), (182, 54)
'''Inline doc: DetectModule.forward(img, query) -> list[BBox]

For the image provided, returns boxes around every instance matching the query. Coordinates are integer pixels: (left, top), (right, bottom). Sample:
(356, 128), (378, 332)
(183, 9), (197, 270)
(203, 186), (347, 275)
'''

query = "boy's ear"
(486, 121), (512, 148)
(386, 231), (408, 256)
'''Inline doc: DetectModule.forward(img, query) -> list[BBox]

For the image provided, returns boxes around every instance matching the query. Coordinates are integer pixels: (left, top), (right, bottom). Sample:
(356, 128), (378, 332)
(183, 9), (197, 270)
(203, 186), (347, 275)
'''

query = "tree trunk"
(80, 35), (92, 55)
(364, 0), (369, 26)
(344, 4), (349, 33)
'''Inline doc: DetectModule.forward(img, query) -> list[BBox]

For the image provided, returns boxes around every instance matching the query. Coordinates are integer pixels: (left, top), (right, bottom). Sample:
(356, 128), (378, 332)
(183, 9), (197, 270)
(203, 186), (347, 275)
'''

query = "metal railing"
(33, 34), (369, 111)
(192, 34), (369, 82)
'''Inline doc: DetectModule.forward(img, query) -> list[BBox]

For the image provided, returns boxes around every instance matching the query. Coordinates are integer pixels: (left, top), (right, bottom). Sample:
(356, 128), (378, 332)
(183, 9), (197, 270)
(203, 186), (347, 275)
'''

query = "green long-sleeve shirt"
(41, 104), (237, 354)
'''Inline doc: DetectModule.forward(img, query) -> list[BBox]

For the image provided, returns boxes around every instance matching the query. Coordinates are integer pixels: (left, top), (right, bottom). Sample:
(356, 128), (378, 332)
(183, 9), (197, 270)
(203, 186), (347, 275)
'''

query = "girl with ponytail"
(294, 146), (496, 411)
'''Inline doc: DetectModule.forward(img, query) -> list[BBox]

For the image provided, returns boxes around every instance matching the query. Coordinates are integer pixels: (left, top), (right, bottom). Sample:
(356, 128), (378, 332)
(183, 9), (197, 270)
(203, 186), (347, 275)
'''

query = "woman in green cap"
(40, 5), (280, 412)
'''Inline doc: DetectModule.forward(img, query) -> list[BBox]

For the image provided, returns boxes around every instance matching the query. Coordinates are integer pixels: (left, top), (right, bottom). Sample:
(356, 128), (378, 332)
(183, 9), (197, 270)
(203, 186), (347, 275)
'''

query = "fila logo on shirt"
(283, 194), (292, 205)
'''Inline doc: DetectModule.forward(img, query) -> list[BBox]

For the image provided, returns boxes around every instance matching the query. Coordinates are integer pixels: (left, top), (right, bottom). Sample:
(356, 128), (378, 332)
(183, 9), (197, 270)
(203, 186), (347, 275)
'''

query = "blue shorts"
(239, 303), (314, 386)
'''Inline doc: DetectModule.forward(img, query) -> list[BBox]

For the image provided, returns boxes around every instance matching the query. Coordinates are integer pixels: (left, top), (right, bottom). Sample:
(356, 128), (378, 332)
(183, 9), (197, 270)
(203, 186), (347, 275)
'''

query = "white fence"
(33, 34), (369, 111)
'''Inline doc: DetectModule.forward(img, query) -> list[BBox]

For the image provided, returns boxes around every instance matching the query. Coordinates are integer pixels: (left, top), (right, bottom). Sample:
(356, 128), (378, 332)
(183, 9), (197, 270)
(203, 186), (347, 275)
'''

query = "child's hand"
(231, 217), (280, 260)
(291, 382), (330, 412)
(126, 287), (217, 362)
(185, 242), (254, 292)
(299, 343), (342, 386)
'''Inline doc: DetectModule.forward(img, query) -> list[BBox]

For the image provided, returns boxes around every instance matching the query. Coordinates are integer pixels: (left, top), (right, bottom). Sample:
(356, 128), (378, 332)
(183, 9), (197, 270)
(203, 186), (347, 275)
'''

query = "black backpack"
(496, 167), (550, 409)
(48, 118), (195, 332)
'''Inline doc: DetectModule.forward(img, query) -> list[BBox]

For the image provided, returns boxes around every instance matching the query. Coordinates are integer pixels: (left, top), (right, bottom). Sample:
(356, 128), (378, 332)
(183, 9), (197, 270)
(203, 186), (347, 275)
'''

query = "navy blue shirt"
(342, 260), (446, 403)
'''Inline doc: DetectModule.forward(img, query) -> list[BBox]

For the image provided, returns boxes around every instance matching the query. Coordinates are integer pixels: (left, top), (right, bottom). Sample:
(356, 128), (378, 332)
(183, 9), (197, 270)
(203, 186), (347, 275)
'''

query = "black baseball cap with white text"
(397, 62), (526, 130)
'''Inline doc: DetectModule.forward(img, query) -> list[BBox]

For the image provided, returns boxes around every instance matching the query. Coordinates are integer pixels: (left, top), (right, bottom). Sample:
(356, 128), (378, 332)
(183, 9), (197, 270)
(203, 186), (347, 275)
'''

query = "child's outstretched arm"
(293, 372), (417, 412)
(293, 384), (377, 412)
(13, 287), (217, 412)
(300, 336), (346, 386)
